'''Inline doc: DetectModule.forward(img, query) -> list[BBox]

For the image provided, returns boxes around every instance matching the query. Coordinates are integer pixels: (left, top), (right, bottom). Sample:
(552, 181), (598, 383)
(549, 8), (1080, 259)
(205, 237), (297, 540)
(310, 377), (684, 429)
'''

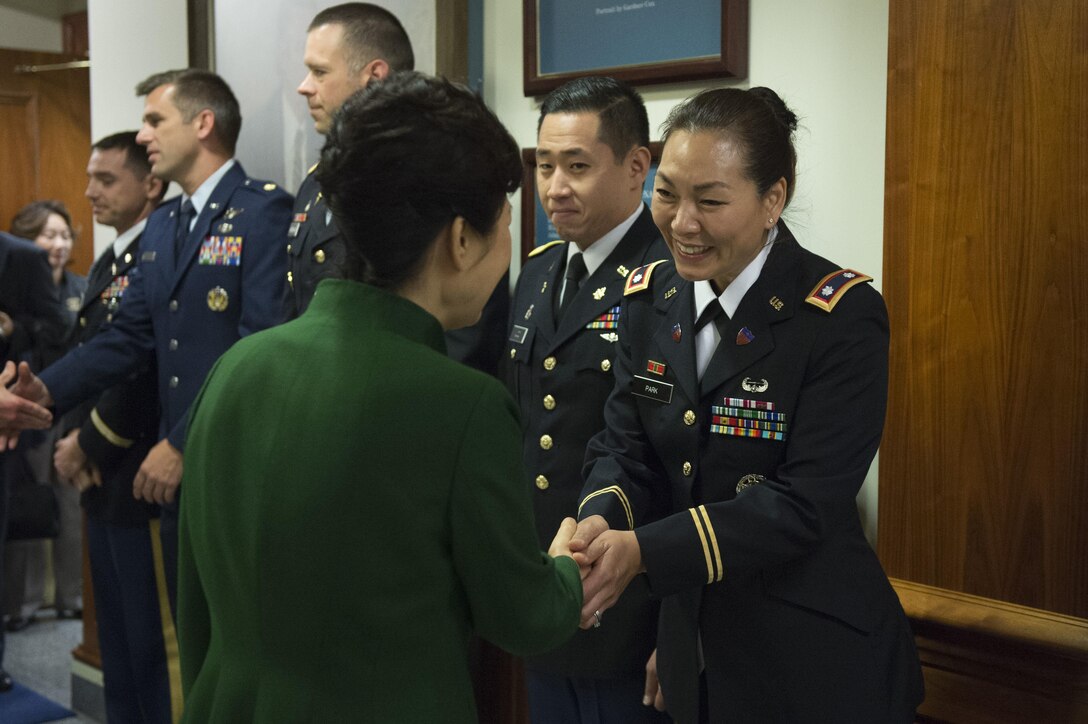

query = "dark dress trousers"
(504, 207), (670, 681)
(580, 224), (925, 723)
(179, 279), (582, 723)
(38, 162), (292, 612)
(66, 234), (175, 723)
(285, 164), (510, 375)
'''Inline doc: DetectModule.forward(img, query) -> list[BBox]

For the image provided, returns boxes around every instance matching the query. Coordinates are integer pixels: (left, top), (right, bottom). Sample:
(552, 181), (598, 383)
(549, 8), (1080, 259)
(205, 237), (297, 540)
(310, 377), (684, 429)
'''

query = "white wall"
(87, 0), (188, 254)
(215, 0), (436, 192)
(483, 0), (889, 541)
(0, 6), (62, 52)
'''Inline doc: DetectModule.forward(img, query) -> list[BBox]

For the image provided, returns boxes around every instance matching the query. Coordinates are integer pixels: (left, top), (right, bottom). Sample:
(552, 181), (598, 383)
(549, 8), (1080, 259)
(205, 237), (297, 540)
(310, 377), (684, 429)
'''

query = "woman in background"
(177, 72), (582, 723)
(4, 200), (84, 632)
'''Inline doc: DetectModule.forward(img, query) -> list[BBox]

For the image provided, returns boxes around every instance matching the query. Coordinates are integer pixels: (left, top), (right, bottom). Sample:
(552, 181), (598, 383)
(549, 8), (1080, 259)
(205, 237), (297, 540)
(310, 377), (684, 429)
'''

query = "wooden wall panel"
(0, 49), (92, 275)
(880, 0), (1088, 618)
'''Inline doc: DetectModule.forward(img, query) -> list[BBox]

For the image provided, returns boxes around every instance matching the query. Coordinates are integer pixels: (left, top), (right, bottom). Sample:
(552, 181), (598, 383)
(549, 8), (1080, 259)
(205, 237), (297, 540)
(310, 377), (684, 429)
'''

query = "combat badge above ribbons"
(805, 269), (873, 312)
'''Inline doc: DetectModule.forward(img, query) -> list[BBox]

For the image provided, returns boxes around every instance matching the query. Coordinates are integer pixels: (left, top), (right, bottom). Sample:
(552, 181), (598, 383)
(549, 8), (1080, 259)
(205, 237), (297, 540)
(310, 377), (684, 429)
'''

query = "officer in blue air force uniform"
(25, 70), (292, 617)
(574, 87), (923, 724)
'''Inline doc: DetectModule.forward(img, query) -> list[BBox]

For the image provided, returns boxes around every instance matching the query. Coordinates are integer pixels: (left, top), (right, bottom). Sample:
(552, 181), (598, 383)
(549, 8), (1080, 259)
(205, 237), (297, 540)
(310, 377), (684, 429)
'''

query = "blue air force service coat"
(40, 163), (292, 451)
(503, 207), (670, 677)
(579, 224), (924, 723)
(179, 279), (582, 723)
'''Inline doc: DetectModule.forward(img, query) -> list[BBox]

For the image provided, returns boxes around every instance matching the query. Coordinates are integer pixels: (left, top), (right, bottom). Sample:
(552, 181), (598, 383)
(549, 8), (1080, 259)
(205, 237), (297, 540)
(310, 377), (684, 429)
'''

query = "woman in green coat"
(177, 73), (583, 723)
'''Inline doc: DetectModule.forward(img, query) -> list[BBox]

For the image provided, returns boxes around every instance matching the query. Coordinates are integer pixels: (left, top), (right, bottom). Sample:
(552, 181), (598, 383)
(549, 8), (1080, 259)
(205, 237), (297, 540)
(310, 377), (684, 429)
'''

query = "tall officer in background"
(50, 131), (177, 723)
(290, 3), (509, 374)
(9, 69), (292, 615)
(502, 76), (670, 723)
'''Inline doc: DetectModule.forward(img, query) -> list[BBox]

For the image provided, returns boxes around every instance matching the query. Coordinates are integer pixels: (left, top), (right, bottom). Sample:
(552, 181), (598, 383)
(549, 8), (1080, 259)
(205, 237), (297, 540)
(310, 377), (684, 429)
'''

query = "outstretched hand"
(0, 361), (53, 451)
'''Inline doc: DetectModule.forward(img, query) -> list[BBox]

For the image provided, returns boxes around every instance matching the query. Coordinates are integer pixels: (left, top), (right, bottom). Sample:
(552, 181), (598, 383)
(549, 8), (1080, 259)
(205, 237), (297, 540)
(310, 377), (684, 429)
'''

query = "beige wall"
(0, 6), (62, 52)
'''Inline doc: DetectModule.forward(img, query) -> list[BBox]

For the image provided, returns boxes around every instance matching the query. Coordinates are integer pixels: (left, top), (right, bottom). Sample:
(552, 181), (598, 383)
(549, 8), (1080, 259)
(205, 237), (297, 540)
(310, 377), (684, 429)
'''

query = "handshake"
(0, 361), (53, 451)
(548, 515), (644, 631)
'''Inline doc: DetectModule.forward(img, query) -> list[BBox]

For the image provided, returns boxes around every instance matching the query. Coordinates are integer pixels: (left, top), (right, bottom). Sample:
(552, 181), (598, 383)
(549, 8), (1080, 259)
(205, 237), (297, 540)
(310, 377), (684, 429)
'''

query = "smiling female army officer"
(569, 88), (925, 723)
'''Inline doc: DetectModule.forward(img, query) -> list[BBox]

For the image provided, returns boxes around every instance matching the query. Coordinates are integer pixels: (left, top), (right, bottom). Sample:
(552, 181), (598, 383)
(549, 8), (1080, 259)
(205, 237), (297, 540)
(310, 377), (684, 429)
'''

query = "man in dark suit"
(0, 231), (63, 692)
(289, 3), (508, 374)
(48, 130), (177, 722)
(502, 76), (669, 724)
(6, 69), (292, 616)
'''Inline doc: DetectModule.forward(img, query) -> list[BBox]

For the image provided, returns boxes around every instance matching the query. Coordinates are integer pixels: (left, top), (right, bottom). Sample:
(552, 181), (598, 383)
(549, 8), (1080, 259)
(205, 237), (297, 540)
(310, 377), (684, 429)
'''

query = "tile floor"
(3, 612), (98, 723)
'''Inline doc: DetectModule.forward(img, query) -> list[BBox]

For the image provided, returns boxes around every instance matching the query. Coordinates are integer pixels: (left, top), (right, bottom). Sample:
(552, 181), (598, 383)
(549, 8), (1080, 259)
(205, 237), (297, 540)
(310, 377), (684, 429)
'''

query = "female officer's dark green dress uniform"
(579, 223), (924, 723)
(179, 279), (582, 723)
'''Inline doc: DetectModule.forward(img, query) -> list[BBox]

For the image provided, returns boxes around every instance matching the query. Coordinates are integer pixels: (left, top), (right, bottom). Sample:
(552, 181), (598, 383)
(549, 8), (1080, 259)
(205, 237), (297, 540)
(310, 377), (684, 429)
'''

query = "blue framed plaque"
(524, 1), (748, 96)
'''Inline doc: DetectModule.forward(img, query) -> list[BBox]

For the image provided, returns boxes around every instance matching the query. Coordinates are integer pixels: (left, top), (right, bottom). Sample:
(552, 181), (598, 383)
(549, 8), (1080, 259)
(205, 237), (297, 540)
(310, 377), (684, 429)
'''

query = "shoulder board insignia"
(805, 269), (873, 312)
(307, 162), (319, 175)
(624, 260), (667, 296)
(528, 239), (565, 258)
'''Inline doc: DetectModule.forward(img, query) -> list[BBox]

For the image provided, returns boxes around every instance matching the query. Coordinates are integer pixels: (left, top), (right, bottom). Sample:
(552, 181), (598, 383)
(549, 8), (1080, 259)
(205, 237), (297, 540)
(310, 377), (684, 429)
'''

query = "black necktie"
(556, 252), (587, 321)
(694, 300), (728, 335)
(175, 199), (195, 263)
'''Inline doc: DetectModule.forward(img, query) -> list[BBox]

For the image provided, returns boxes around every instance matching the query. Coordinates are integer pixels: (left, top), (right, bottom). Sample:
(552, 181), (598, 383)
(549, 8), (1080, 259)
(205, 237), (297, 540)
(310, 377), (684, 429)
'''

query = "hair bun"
(749, 87), (798, 133)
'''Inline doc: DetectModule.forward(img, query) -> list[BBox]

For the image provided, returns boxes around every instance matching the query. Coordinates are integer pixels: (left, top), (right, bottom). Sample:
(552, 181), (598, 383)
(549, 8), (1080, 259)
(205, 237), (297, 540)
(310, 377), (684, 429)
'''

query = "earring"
(768, 218), (775, 225)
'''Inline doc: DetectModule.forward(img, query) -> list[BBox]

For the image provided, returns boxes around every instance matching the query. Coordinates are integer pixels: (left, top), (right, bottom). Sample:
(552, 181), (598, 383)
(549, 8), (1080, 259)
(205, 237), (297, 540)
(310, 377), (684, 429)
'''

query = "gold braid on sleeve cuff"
(91, 408), (135, 448)
(578, 486), (634, 530)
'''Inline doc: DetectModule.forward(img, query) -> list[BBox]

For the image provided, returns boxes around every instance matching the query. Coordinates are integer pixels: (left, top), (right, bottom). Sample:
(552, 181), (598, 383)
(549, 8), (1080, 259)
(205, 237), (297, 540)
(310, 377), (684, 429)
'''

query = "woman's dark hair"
(661, 87), (799, 206)
(10, 199), (74, 242)
(317, 72), (521, 288)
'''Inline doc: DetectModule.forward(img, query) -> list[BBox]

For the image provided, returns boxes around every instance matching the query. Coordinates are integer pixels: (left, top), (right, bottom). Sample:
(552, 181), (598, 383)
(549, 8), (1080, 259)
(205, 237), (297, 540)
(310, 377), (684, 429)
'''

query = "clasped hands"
(2, 361), (182, 503)
(549, 514), (643, 630)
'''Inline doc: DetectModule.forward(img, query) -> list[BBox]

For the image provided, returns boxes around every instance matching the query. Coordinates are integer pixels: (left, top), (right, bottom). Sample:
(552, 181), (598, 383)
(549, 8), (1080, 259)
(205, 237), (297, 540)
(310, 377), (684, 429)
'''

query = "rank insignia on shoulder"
(624, 260), (667, 296)
(307, 161), (319, 175)
(528, 240), (564, 258)
(805, 269), (873, 312)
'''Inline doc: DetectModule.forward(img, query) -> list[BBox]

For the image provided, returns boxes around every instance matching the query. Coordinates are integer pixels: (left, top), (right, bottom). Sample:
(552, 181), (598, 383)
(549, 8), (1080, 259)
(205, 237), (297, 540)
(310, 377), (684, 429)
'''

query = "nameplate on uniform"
(141, 251), (156, 262)
(198, 236), (243, 266)
(509, 325), (529, 344)
(632, 375), (673, 404)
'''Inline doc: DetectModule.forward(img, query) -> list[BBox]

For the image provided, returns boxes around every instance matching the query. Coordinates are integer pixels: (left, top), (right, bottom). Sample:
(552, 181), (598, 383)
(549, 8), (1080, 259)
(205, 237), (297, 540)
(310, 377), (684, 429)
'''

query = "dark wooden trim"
(187, 0), (214, 70)
(436, 0), (469, 84)
(523, 0), (748, 96)
(891, 578), (1088, 722)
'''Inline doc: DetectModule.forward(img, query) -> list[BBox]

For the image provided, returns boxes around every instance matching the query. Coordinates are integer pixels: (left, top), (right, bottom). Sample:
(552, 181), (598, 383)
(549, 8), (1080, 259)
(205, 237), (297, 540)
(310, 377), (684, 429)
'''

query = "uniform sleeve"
(40, 259), (156, 415)
(78, 365), (158, 470)
(449, 378), (582, 655)
(238, 188), (292, 337)
(637, 288), (889, 598)
(580, 296), (670, 532)
(3, 245), (67, 369)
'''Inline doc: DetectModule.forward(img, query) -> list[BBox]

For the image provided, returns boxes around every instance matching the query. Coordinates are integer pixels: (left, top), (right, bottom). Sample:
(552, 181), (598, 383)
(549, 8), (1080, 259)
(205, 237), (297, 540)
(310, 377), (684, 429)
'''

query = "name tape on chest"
(632, 374), (673, 404)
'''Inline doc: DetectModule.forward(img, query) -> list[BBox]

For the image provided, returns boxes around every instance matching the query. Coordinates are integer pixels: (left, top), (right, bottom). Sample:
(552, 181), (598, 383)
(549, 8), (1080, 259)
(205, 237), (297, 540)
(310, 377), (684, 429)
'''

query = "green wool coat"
(178, 279), (582, 723)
